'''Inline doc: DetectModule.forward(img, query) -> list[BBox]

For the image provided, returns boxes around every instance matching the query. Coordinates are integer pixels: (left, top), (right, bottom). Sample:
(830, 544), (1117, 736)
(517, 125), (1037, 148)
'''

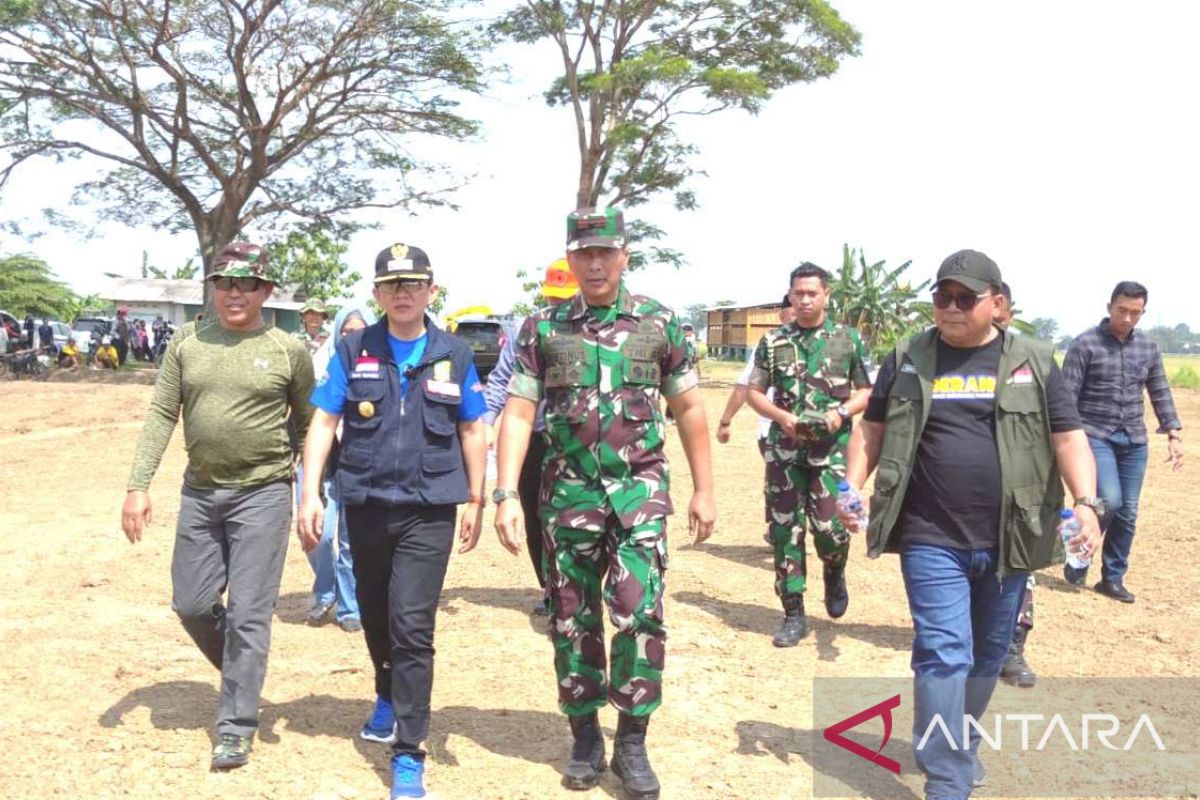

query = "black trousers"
(345, 502), (455, 756)
(520, 434), (547, 588)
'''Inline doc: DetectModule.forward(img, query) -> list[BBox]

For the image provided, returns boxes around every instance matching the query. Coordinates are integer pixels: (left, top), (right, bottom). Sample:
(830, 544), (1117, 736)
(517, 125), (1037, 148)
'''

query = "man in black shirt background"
(843, 250), (1103, 800)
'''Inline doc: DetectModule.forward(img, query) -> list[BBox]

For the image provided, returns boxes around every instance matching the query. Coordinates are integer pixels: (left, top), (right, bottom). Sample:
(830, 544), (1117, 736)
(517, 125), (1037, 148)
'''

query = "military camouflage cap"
(299, 298), (328, 317)
(374, 243), (433, 283)
(566, 207), (625, 251)
(209, 242), (270, 279)
(936, 249), (1002, 293)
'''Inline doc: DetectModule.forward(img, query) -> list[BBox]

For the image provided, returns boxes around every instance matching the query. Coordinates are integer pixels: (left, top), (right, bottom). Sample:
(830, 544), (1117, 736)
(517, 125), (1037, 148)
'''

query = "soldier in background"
(746, 263), (872, 647)
(294, 298), (330, 356)
(494, 207), (715, 800)
(994, 283), (1038, 688)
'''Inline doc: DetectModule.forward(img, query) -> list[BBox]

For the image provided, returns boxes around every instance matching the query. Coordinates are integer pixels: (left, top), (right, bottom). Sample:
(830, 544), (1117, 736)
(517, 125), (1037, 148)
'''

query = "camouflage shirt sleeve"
(748, 334), (771, 391)
(660, 309), (699, 397)
(848, 329), (873, 389)
(507, 314), (544, 402)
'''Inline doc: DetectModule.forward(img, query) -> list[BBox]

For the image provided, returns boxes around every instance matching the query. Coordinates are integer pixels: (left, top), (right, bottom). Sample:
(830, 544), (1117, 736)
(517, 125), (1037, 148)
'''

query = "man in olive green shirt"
(121, 243), (314, 771)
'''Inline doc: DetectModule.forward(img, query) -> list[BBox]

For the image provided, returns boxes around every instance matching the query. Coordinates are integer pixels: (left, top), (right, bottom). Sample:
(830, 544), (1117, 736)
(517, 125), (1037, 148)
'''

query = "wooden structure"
(705, 302), (782, 360)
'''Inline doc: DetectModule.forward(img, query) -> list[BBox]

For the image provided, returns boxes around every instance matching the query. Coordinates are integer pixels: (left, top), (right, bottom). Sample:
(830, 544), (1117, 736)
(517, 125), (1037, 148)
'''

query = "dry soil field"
(0, 373), (1195, 800)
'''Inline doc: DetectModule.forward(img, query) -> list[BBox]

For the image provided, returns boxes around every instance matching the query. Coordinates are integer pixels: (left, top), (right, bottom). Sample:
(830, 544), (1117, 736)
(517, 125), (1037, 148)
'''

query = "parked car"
(46, 321), (72, 351)
(453, 315), (522, 383)
(0, 309), (22, 353)
(71, 316), (113, 354)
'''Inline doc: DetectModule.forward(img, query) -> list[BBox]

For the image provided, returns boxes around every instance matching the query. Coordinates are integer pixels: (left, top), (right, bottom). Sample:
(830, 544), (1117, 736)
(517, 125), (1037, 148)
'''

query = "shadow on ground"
(673, 591), (911, 661)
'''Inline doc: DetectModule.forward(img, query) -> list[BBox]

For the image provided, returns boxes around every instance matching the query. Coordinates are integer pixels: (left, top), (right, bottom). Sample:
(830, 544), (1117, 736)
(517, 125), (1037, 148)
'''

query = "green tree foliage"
(0, 252), (75, 317)
(141, 250), (198, 280)
(265, 225), (359, 302)
(1029, 317), (1059, 341)
(827, 244), (932, 358)
(0, 0), (484, 273)
(494, 0), (859, 268)
(1144, 324), (1200, 354)
(509, 267), (546, 317)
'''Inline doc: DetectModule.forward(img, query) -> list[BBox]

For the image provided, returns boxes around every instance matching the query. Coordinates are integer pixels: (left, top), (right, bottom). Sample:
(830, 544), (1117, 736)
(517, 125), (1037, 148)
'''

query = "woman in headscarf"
(303, 302), (377, 632)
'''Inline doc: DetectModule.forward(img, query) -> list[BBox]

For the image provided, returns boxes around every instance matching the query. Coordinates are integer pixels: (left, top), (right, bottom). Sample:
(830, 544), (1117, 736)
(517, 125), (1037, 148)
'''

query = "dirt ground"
(0, 373), (1196, 800)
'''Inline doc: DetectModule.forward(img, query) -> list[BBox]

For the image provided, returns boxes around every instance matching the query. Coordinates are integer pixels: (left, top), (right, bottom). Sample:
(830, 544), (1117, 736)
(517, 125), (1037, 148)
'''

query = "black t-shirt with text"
(864, 335), (1081, 550)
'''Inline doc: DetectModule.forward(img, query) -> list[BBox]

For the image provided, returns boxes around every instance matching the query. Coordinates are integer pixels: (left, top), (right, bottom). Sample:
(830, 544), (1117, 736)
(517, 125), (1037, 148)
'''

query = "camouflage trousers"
(542, 515), (667, 718)
(1015, 574), (1035, 630)
(764, 448), (850, 599)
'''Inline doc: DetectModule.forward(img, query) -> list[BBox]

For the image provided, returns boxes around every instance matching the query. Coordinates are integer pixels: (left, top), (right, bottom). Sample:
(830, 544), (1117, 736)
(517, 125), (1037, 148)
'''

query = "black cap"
(374, 243), (433, 283)
(936, 249), (1002, 293)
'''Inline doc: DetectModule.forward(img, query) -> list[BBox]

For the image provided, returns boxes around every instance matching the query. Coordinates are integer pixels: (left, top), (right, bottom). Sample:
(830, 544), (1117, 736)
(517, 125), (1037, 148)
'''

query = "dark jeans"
(901, 545), (1027, 800)
(1075, 431), (1149, 584)
(345, 503), (455, 756)
(170, 481), (292, 738)
(520, 434), (547, 589)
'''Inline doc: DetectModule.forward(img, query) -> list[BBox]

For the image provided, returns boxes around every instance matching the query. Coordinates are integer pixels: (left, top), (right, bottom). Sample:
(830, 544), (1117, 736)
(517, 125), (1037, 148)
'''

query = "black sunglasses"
(210, 276), (265, 293)
(931, 289), (991, 312)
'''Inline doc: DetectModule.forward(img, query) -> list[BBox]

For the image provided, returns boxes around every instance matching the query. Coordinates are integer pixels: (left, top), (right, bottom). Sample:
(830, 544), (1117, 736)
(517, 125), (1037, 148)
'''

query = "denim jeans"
(1068, 431), (1148, 585)
(297, 468), (359, 621)
(901, 545), (1028, 800)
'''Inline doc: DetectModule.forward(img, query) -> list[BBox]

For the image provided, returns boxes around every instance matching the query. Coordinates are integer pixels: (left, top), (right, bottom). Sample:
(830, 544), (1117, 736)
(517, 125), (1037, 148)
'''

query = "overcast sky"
(2, 0), (1197, 336)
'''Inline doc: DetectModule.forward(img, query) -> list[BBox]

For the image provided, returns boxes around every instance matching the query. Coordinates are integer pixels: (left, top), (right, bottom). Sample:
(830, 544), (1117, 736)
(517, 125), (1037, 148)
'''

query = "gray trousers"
(170, 480), (291, 738)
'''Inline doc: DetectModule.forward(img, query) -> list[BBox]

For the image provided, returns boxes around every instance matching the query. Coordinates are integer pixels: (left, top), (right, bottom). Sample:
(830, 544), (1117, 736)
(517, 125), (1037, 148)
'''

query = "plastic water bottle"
(1059, 509), (1090, 569)
(836, 481), (869, 532)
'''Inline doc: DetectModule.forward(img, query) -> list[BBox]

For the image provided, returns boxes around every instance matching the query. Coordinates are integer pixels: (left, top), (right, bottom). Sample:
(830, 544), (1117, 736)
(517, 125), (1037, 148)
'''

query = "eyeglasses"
(931, 289), (991, 312)
(377, 279), (430, 296)
(210, 276), (264, 293)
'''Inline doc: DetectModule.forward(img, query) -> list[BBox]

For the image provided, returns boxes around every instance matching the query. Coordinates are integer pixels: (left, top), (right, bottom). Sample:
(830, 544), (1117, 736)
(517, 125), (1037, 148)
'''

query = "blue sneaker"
(360, 695), (396, 743)
(391, 753), (426, 798)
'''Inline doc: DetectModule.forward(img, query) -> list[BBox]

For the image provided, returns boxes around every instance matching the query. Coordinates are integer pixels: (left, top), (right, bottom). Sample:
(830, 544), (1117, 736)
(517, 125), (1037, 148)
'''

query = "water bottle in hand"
(836, 481), (869, 532)
(1059, 509), (1090, 569)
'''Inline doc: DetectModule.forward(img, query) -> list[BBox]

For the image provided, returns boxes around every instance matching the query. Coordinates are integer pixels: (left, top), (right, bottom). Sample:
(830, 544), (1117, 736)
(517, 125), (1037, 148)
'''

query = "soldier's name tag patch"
(426, 379), (461, 398)
(352, 357), (381, 379)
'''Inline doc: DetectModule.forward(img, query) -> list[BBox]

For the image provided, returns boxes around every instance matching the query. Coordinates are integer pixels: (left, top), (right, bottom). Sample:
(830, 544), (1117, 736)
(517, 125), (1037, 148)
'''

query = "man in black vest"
(299, 243), (487, 799)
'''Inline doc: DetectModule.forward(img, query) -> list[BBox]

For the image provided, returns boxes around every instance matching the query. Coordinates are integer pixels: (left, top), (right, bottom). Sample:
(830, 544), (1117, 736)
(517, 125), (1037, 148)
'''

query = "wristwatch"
(835, 404), (851, 422)
(1073, 495), (1107, 518)
(491, 488), (520, 504)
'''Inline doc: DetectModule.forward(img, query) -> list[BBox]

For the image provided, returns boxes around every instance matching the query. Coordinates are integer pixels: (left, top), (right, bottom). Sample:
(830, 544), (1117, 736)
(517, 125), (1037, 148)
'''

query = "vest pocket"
(422, 448), (462, 475)
(346, 382), (385, 430)
(621, 389), (657, 421)
(424, 394), (459, 437)
(1008, 484), (1056, 570)
(998, 390), (1045, 450)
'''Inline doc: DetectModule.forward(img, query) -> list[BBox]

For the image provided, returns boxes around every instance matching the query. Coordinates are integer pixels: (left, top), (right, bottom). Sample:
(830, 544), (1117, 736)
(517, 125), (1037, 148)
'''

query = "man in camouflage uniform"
(746, 262), (872, 647)
(495, 207), (715, 800)
(994, 282), (1038, 688)
(294, 298), (330, 356)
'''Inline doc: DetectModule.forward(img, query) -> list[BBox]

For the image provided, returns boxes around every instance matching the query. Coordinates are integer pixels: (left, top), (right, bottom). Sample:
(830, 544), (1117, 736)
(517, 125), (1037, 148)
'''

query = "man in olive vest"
(842, 250), (1103, 800)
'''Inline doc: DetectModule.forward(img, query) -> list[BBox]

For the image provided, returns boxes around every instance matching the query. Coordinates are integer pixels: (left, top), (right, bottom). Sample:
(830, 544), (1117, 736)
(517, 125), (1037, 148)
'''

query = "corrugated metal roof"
(100, 277), (305, 310)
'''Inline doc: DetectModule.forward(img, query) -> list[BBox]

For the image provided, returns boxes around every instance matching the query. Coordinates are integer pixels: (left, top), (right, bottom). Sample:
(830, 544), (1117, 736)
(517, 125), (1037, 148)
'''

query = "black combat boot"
(612, 713), (660, 799)
(1000, 626), (1037, 688)
(772, 594), (807, 647)
(562, 711), (606, 789)
(823, 563), (849, 619)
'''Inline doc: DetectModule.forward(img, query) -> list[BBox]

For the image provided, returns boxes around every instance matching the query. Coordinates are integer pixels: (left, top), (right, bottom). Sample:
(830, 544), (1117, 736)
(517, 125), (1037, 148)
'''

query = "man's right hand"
(297, 492), (325, 553)
(494, 498), (525, 556)
(122, 490), (153, 543)
(716, 421), (731, 444)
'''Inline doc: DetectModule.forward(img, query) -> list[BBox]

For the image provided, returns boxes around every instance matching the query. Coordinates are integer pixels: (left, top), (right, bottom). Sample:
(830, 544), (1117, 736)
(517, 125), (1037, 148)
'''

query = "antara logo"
(822, 694), (902, 774)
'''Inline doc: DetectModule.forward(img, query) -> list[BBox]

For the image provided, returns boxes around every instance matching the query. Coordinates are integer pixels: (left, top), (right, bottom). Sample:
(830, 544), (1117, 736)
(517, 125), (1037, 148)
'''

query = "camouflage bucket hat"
(566, 207), (625, 252)
(209, 242), (270, 279)
(299, 298), (328, 317)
